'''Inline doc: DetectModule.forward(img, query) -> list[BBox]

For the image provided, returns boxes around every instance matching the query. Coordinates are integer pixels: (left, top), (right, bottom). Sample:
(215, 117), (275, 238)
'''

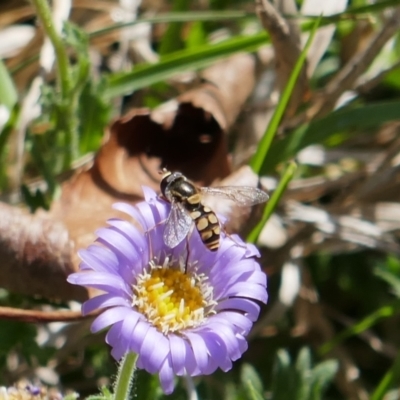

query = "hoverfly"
(160, 169), (269, 252)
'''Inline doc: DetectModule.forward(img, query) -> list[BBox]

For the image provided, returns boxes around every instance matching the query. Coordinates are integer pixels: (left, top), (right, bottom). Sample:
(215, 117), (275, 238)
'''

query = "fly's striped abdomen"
(188, 199), (220, 252)
(160, 169), (268, 252)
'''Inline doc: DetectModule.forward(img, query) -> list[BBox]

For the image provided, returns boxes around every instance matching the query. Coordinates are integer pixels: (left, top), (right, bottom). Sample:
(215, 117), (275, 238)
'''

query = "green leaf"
(159, 0), (190, 55)
(133, 369), (165, 400)
(21, 184), (49, 212)
(78, 79), (111, 153)
(185, 21), (208, 49)
(104, 32), (269, 98)
(63, 394), (80, 400)
(0, 59), (17, 109)
(241, 363), (264, 400)
(374, 267), (400, 298)
(0, 321), (40, 359)
(261, 100), (400, 173)
(270, 348), (338, 400)
(295, 347), (312, 372)
(310, 360), (339, 400)
(371, 351), (400, 400)
(0, 102), (19, 155)
(244, 381), (264, 400)
(271, 350), (296, 400)
(295, 348), (312, 400)
(30, 133), (59, 197)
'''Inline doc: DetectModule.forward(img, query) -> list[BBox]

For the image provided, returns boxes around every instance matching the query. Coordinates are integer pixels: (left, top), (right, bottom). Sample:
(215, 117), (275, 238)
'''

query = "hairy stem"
(113, 352), (138, 400)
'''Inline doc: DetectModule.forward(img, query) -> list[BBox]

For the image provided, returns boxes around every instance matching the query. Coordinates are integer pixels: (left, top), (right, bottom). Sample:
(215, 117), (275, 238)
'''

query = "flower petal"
(159, 355), (175, 395)
(140, 326), (169, 374)
(203, 322), (241, 360)
(184, 332), (210, 374)
(129, 320), (151, 354)
(106, 219), (147, 254)
(91, 306), (131, 333)
(96, 227), (138, 266)
(82, 293), (130, 315)
(183, 339), (200, 376)
(168, 334), (186, 375)
(211, 312), (253, 336)
(142, 186), (158, 202)
(78, 246), (118, 273)
(237, 334), (248, 354)
(105, 321), (122, 347)
(224, 282), (268, 303)
(245, 243), (260, 258)
(109, 312), (141, 360)
(112, 202), (147, 229)
(147, 345), (170, 375)
(134, 202), (157, 230)
(67, 272), (131, 297)
(106, 322), (127, 360)
(216, 298), (260, 321)
(200, 331), (232, 372)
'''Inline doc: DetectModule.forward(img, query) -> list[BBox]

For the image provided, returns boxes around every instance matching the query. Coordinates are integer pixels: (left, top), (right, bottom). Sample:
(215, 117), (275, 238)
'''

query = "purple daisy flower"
(67, 187), (267, 394)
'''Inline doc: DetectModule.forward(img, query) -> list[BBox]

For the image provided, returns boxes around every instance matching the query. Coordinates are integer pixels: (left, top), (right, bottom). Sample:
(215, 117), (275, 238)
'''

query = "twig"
(308, 6), (400, 119)
(255, 0), (309, 116)
(0, 306), (98, 323)
(355, 59), (400, 95)
(324, 305), (398, 359)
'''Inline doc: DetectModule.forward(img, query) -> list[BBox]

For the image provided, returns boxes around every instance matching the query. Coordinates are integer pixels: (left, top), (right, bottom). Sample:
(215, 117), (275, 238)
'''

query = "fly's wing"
(200, 186), (269, 207)
(163, 202), (193, 248)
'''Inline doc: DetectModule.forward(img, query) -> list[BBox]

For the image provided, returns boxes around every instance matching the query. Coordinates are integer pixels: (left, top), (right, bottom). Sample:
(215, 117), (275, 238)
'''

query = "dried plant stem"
(309, 6), (400, 119)
(0, 306), (96, 323)
(255, 0), (308, 116)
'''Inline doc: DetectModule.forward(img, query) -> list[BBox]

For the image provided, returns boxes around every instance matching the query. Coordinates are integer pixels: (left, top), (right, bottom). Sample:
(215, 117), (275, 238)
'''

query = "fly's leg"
(183, 235), (192, 274)
(220, 224), (248, 250)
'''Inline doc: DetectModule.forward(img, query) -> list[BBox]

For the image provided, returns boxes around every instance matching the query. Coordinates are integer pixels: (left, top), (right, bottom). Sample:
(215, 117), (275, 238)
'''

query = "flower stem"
(184, 375), (198, 400)
(30, 0), (70, 97)
(113, 352), (138, 400)
(30, 0), (78, 168)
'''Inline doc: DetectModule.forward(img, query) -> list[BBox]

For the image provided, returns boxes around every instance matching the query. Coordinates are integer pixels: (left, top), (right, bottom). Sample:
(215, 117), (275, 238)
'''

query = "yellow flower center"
(132, 259), (215, 334)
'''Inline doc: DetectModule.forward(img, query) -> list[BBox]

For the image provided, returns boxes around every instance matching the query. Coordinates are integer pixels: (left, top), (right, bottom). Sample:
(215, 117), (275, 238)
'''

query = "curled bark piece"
(0, 203), (87, 302)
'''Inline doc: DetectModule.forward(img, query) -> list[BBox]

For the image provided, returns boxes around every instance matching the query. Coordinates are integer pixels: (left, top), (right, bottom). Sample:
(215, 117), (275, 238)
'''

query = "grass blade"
(0, 59), (17, 109)
(247, 161), (297, 244)
(89, 11), (252, 38)
(371, 351), (400, 400)
(249, 16), (321, 175)
(261, 100), (400, 173)
(104, 32), (269, 98)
